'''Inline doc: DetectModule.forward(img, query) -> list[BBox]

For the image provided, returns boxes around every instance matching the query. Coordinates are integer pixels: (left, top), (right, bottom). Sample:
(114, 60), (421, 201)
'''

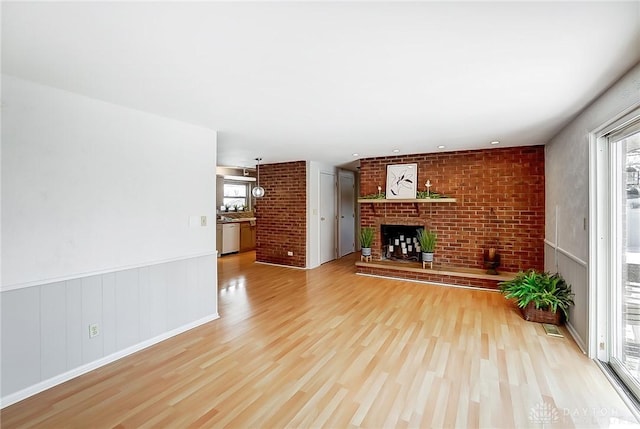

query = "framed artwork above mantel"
(386, 163), (417, 199)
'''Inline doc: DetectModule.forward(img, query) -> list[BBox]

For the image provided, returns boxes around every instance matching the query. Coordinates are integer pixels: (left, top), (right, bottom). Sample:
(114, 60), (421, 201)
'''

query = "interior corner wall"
(1, 75), (219, 405)
(307, 161), (338, 268)
(354, 169), (361, 252)
(545, 62), (640, 352)
(255, 160), (307, 268)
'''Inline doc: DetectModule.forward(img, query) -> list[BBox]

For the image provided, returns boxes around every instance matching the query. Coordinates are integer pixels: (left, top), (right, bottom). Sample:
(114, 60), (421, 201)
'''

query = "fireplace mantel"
(357, 198), (457, 203)
(359, 197), (457, 215)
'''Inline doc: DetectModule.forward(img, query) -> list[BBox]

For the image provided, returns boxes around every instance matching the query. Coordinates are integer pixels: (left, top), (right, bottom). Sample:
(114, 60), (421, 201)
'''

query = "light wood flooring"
(1, 252), (637, 428)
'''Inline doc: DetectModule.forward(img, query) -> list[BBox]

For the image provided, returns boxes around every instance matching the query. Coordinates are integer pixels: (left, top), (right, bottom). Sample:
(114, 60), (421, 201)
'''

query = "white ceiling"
(3, 2), (639, 170)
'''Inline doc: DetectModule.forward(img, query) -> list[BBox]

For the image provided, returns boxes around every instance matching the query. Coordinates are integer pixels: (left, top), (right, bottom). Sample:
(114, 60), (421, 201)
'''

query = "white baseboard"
(0, 313), (219, 409)
(565, 320), (587, 354)
(254, 261), (308, 270)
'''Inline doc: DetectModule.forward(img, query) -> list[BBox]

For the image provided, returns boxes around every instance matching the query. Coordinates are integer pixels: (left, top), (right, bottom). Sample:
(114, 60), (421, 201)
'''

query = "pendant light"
(252, 157), (265, 198)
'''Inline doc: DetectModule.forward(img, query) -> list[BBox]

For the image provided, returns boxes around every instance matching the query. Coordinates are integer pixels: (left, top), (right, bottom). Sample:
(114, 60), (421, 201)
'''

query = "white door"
(320, 172), (336, 264)
(339, 171), (355, 257)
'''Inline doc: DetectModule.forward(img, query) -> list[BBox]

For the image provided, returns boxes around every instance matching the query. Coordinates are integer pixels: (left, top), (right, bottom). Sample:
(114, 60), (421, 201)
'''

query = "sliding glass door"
(609, 121), (640, 398)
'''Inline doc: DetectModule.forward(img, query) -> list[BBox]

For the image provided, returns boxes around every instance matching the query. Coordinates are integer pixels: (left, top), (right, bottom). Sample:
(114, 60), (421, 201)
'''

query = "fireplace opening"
(381, 224), (424, 262)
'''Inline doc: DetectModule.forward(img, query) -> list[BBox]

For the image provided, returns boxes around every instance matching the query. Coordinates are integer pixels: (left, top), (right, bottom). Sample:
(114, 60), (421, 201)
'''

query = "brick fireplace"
(356, 146), (545, 288)
(376, 218), (425, 261)
(380, 223), (424, 261)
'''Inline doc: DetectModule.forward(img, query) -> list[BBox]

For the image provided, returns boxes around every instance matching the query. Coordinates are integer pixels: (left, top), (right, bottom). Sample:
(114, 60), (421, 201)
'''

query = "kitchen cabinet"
(240, 222), (256, 252)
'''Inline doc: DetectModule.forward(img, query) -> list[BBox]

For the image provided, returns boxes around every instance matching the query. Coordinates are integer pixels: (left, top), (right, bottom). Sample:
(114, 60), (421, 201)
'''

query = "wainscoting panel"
(197, 255), (217, 317)
(1, 287), (41, 397)
(102, 273), (117, 356)
(40, 282), (67, 380)
(81, 275), (104, 364)
(115, 269), (141, 350)
(167, 259), (190, 328)
(66, 279), (83, 370)
(545, 241), (588, 352)
(140, 265), (168, 340)
(544, 245), (555, 271)
(1, 254), (218, 406)
(558, 252), (588, 352)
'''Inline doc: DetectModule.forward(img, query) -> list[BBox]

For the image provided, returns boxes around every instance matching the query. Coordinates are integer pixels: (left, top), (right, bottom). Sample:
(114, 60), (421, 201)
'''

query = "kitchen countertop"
(217, 217), (256, 224)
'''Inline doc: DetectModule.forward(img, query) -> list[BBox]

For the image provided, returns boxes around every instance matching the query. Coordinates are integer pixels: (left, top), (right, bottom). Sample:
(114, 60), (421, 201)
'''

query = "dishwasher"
(221, 223), (240, 255)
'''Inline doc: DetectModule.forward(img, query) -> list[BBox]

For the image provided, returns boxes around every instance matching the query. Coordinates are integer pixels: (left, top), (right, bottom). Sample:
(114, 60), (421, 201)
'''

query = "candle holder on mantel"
(483, 248), (500, 275)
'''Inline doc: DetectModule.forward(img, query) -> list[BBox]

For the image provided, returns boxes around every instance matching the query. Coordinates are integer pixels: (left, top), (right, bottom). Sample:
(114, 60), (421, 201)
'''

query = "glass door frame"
(608, 124), (640, 399)
(590, 105), (640, 400)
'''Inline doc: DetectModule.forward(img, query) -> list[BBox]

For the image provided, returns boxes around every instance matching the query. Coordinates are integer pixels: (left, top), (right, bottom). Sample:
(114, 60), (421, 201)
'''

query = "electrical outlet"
(287, 251), (294, 256)
(89, 324), (99, 338)
(201, 216), (207, 227)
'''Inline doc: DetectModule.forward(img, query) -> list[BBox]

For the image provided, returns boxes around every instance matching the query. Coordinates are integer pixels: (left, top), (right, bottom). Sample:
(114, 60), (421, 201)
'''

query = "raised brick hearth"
(356, 262), (511, 289)
(357, 146), (545, 288)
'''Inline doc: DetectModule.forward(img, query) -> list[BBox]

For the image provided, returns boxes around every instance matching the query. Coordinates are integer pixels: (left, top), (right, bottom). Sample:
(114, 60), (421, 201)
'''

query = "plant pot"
(422, 252), (434, 262)
(521, 302), (563, 325)
(362, 247), (372, 257)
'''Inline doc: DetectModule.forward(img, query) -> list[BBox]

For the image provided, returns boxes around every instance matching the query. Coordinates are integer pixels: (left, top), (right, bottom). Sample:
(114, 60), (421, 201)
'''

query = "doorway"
(607, 120), (640, 398)
(593, 110), (640, 402)
(320, 171), (337, 264)
(339, 170), (355, 257)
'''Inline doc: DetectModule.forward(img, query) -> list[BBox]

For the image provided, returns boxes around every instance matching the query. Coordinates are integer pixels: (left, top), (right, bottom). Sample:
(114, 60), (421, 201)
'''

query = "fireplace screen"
(381, 224), (424, 261)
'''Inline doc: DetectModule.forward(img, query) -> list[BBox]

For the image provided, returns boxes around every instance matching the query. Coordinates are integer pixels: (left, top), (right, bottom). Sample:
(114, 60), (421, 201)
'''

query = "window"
(223, 182), (249, 210)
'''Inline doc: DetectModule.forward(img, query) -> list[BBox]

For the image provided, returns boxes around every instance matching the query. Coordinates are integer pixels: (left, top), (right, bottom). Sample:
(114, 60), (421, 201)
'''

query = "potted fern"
(360, 227), (374, 258)
(499, 270), (574, 325)
(416, 229), (437, 263)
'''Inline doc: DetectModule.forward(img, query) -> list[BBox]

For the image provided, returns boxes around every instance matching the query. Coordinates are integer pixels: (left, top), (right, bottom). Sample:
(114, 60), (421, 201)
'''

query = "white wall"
(1, 76), (219, 405)
(2, 75), (217, 289)
(545, 63), (640, 351)
(306, 161), (337, 268)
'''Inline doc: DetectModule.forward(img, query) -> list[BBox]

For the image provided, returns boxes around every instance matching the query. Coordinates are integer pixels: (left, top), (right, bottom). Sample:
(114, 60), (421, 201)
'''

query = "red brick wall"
(359, 146), (545, 273)
(255, 161), (307, 267)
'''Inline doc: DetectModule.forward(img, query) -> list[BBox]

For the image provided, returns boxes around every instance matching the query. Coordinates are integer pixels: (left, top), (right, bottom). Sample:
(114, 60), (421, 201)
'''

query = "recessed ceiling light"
(490, 140), (500, 145)
(352, 153), (359, 157)
(392, 149), (400, 153)
(437, 145), (445, 149)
